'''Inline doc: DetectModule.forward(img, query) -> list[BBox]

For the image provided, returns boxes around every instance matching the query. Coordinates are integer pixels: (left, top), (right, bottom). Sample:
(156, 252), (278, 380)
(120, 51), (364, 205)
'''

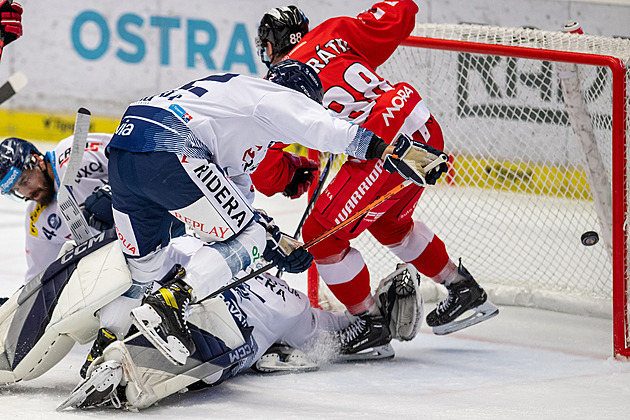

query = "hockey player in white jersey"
(102, 59), (448, 367)
(58, 235), (423, 411)
(0, 134), (115, 282)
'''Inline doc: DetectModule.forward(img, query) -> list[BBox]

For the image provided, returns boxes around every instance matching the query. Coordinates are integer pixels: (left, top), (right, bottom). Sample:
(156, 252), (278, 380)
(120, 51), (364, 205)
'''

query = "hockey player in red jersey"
(253, 1), (499, 347)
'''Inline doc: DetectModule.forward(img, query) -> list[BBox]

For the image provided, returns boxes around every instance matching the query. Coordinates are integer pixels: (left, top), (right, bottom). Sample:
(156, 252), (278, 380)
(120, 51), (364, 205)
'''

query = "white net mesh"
(317, 24), (630, 322)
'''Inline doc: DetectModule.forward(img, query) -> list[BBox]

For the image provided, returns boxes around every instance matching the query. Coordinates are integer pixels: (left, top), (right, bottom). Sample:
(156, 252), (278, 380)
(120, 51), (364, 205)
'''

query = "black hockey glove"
(82, 185), (114, 231)
(283, 153), (319, 199)
(258, 210), (313, 274)
(383, 134), (449, 186)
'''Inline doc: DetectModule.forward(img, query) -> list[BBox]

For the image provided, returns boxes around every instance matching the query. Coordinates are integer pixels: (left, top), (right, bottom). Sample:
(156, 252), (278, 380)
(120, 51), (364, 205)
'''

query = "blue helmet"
(0, 137), (42, 196)
(265, 59), (324, 104)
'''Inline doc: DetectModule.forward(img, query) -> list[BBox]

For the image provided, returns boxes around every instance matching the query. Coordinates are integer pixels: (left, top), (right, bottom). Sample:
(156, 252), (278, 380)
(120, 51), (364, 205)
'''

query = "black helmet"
(256, 5), (309, 67)
(265, 59), (324, 104)
(0, 137), (42, 196)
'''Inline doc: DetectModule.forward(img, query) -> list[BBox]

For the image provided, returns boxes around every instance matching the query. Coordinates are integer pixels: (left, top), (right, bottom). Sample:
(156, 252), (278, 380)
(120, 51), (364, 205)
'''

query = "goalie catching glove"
(383, 134), (449, 186)
(375, 263), (423, 341)
(258, 210), (313, 273)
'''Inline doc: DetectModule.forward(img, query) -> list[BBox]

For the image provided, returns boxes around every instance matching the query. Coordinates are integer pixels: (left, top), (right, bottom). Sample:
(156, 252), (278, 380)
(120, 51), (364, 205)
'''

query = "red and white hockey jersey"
(287, 0), (422, 129)
(252, 0), (432, 195)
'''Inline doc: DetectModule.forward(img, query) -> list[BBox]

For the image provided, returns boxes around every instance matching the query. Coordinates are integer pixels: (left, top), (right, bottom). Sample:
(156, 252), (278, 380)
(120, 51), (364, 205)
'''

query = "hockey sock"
(99, 295), (145, 337)
(316, 248), (374, 315)
(283, 308), (352, 349)
(434, 260), (459, 285)
(387, 221), (452, 283)
(185, 221), (267, 301)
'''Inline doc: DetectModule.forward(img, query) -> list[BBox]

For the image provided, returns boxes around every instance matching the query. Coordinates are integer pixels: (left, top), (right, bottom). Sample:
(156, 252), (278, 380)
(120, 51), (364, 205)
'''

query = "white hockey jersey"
(108, 73), (374, 201)
(24, 133), (111, 282)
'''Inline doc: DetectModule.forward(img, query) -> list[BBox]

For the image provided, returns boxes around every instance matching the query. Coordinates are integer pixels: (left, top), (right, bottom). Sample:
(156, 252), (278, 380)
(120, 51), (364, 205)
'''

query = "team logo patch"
(169, 104), (193, 122)
(48, 213), (62, 229)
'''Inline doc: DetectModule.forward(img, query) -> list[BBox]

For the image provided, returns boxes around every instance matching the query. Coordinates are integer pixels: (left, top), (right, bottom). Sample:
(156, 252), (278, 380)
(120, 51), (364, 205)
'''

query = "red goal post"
(307, 23), (630, 358)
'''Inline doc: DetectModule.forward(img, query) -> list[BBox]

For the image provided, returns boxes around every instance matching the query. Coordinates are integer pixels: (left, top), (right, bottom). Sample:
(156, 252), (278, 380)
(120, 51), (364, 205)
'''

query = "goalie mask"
(0, 137), (44, 199)
(265, 59), (324, 104)
(256, 5), (309, 67)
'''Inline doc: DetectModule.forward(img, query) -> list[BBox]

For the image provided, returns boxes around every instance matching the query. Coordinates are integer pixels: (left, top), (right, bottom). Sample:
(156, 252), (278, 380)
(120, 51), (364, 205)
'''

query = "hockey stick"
(302, 179), (413, 249)
(293, 153), (335, 240)
(198, 178), (415, 303)
(57, 108), (93, 244)
(275, 153), (335, 277)
(0, 72), (27, 105)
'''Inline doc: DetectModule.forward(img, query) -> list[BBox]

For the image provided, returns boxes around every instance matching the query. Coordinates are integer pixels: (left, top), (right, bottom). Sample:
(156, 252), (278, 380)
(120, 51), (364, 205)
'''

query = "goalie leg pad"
(376, 263), (424, 341)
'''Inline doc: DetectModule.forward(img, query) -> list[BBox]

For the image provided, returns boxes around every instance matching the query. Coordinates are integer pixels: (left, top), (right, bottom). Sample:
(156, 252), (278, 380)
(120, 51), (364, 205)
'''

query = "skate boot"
(336, 313), (394, 361)
(253, 343), (319, 373)
(130, 280), (195, 365)
(426, 261), (499, 335)
(57, 360), (124, 411)
(80, 328), (118, 378)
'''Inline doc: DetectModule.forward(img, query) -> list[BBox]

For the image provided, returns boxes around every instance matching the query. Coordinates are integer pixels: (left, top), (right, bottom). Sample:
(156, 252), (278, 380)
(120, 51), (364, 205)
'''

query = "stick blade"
(57, 107), (93, 244)
(77, 106), (91, 116)
(0, 72), (27, 105)
(60, 108), (91, 186)
(8, 72), (27, 93)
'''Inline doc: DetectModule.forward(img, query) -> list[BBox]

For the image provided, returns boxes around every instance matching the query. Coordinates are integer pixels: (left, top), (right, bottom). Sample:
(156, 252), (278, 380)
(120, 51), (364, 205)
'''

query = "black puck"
(581, 231), (599, 246)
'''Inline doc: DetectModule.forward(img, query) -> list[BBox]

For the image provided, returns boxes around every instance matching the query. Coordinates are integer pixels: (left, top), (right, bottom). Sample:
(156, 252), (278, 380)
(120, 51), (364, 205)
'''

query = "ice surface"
(1, 185), (629, 419)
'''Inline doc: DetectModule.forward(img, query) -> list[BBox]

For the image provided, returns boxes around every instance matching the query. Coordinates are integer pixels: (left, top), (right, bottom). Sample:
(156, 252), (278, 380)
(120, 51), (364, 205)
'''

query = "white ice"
(1, 183), (629, 419)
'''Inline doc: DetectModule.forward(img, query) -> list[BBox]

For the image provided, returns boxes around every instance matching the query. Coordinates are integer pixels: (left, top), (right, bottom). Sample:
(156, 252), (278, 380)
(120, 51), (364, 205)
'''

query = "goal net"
(310, 23), (630, 358)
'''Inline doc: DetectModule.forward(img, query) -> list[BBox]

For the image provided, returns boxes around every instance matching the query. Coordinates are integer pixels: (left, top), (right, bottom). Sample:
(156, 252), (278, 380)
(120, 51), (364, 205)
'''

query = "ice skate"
(80, 328), (118, 379)
(57, 360), (124, 411)
(130, 280), (195, 366)
(426, 262), (499, 335)
(253, 343), (319, 373)
(336, 314), (394, 361)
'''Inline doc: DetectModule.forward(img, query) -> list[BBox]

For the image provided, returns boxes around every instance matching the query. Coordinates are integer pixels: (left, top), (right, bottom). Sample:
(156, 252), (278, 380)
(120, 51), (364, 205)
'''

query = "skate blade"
(57, 361), (123, 411)
(130, 305), (190, 366)
(255, 353), (319, 374)
(432, 301), (499, 335)
(337, 343), (395, 362)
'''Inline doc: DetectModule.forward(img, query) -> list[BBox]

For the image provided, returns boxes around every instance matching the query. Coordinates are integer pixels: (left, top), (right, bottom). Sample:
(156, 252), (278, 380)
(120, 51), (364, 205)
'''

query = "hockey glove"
(375, 263), (423, 341)
(283, 153), (319, 199)
(383, 134), (449, 186)
(0, 1), (22, 46)
(82, 185), (114, 231)
(258, 210), (313, 273)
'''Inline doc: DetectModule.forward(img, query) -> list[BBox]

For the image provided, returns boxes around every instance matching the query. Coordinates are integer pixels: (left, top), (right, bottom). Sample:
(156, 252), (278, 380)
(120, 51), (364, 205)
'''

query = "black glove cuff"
(365, 134), (389, 160)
